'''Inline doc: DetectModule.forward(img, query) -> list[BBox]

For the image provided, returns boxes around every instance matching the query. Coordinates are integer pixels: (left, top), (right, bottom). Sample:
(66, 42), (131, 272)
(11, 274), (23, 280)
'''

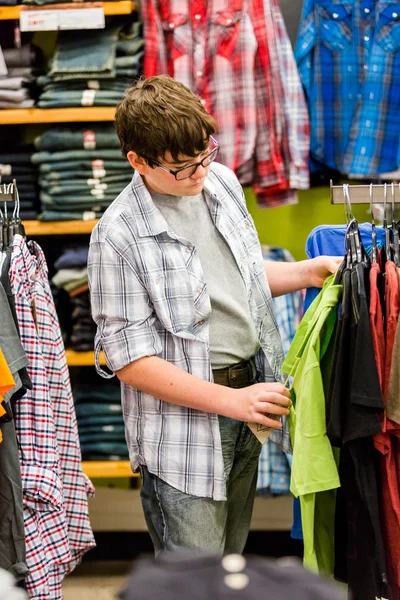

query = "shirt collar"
(130, 165), (221, 238)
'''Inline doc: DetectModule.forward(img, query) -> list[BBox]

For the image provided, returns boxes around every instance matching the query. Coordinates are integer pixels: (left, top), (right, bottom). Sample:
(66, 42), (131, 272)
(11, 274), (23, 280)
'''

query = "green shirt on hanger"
(282, 274), (343, 576)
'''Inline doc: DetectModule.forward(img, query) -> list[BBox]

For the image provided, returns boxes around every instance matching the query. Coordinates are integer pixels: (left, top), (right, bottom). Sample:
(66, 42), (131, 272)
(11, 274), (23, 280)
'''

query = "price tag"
(20, 7), (104, 32)
(0, 46), (8, 77)
(20, 10), (59, 31)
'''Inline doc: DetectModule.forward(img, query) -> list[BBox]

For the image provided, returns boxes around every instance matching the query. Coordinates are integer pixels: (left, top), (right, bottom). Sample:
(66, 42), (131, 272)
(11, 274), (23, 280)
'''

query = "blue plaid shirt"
(296, 0), (400, 176)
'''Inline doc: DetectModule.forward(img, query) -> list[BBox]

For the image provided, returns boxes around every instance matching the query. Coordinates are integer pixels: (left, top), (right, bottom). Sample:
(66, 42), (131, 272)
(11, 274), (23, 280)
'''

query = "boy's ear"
(127, 151), (149, 174)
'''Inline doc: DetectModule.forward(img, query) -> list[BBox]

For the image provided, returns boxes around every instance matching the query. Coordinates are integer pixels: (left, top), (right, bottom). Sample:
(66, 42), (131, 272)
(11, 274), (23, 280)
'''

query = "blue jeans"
(36, 126), (121, 151)
(140, 415), (262, 556)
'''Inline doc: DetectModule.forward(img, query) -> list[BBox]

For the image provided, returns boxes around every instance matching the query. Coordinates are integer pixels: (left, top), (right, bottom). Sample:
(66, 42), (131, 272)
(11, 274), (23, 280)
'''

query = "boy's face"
(128, 146), (213, 197)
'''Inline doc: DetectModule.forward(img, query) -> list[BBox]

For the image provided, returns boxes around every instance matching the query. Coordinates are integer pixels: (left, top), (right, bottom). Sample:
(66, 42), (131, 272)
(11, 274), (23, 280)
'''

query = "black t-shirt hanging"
(327, 263), (390, 600)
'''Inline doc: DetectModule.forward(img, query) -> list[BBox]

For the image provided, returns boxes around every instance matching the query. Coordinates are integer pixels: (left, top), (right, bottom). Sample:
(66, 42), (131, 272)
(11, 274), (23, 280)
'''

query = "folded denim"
(77, 415), (125, 428)
(117, 29), (144, 56)
(38, 96), (122, 108)
(54, 247), (88, 270)
(0, 88), (29, 103)
(1, 173), (37, 184)
(0, 99), (34, 109)
(3, 45), (36, 69)
(0, 77), (29, 90)
(39, 160), (128, 172)
(40, 191), (118, 204)
(76, 402), (122, 417)
(74, 384), (121, 403)
(37, 73), (131, 90)
(49, 26), (121, 81)
(0, 0), (17, 5)
(39, 89), (123, 102)
(35, 126), (120, 151)
(40, 168), (129, 182)
(19, 210), (38, 220)
(79, 432), (126, 444)
(78, 424), (125, 435)
(42, 175), (130, 191)
(115, 52), (144, 69)
(79, 442), (128, 455)
(33, 149), (123, 163)
(38, 210), (104, 221)
(46, 184), (123, 196)
(40, 200), (114, 212)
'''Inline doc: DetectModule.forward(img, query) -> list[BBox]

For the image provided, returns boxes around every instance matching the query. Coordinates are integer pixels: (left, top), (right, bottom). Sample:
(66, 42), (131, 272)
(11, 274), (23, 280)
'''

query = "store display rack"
(0, 1), (136, 19)
(0, 107), (116, 125)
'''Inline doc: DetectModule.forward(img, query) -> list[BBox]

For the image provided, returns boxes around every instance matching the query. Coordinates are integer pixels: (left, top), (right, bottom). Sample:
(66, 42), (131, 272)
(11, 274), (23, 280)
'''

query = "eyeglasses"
(143, 136), (219, 181)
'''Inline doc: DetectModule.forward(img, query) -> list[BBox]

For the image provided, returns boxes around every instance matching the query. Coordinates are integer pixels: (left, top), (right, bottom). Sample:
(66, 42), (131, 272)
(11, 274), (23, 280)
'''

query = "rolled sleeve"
(88, 238), (162, 374)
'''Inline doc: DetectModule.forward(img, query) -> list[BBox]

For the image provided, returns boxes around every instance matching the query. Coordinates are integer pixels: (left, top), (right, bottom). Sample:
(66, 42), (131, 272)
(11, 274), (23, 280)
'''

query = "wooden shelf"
(66, 349), (106, 366)
(0, 107), (116, 125)
(0, 1), (136, 20)
(24, 219), (98, 235)
(82, 460), (137, 478)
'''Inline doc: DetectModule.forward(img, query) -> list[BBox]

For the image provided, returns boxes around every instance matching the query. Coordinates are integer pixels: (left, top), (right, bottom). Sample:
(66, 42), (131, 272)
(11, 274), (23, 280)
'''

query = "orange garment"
(0, 347), (15, 444)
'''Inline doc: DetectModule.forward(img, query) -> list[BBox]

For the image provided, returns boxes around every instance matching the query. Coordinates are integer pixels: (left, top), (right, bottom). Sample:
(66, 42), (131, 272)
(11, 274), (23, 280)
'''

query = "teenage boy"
(88, 75), (340, 555)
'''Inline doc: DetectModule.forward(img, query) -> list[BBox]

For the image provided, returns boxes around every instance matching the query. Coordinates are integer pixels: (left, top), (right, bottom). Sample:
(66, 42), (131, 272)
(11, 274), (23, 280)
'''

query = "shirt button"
(198, 320), (205, 326)
(197, 287), (202, 293)
(364, 7), (370, 13)
(393, 12), (399, 18)
(226, 18), (232, 24)
(194, 14), (201, 20)
(364, 35), (370, 41)
(196, 70), (203, 77)
(332, 12), (338, 18)
(168, 22), (174, 29)
(200, 98), (206, 105)
(363, 64), (368, 70)
(186, 247), (191, 253)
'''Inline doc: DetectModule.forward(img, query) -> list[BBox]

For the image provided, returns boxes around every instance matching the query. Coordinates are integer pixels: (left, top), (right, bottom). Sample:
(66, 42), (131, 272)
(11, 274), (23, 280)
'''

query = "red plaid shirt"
(9, 235), (95, 600)
(142, 0), (309, 207)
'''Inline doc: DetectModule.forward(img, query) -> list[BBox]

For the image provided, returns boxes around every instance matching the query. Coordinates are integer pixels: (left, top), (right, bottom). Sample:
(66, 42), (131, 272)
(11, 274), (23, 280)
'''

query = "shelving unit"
(0, 1), (136, 20)
(25, 219), (99, 235)
(0, 107), (116, 125)
(82, 460), (136, 479)
(66, 349), (105, 366)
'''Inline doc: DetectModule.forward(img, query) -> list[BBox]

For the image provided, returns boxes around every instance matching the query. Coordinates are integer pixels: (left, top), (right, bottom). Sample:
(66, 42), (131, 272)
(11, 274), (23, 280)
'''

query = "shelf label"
(20, 7), (105, 32)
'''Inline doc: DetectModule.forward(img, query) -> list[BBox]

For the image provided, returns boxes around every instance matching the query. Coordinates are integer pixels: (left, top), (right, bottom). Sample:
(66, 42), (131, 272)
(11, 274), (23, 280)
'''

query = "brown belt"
(212, 358), (257, 389)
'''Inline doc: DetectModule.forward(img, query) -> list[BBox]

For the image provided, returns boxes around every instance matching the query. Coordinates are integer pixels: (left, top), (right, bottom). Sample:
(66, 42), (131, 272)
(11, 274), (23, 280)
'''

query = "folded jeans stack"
(36, 19), (143, 108)
(73, 381), (128, 461)
(0, 145), (40, 220)
(0, 45), (42, 109)
(32, 125), (133, 220)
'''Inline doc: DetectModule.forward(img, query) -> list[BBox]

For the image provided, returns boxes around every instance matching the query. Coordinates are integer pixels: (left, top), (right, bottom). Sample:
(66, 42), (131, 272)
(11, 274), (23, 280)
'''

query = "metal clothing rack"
(330, 180), (400, 204)
(0, 179), (25, 249)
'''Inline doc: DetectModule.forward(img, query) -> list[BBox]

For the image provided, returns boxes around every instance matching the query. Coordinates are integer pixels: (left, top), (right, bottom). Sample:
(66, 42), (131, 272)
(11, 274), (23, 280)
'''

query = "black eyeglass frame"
(142, 135), (220, 180)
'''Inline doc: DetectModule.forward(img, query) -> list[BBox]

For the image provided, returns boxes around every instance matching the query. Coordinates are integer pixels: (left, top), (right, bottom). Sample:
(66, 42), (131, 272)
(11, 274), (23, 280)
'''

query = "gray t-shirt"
(150, 190), (260, 369)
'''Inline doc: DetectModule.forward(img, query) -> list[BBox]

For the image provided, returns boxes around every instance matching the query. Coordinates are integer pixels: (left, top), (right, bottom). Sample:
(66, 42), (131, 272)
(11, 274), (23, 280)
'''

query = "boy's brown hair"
(115, 75), (217, 164)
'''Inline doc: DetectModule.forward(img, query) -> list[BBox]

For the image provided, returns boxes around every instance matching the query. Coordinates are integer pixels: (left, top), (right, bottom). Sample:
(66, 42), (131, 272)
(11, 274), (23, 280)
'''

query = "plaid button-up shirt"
(9, 236), (95, 600)
(141, 0), (309, 208)
(88, 162), (289, 500)
(296, 0), (400, 176)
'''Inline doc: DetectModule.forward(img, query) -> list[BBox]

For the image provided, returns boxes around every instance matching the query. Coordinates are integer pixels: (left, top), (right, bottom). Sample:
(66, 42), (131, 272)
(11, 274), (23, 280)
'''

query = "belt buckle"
(227, 358), (256, 388)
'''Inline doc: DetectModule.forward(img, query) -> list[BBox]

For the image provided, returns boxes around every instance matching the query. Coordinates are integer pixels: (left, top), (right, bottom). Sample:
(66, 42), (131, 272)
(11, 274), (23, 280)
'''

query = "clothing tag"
(91, 188), (105, 198)
(88, 80), (100, 90)
(0, 164), (12, 176)
(0, 46), (8, 77)
(248, 418), (279, 444)
(83, 130), (96, 150)
(81, 89), (96, 107)
(20, 7), (105, 32)
(82, 211), (96, 221)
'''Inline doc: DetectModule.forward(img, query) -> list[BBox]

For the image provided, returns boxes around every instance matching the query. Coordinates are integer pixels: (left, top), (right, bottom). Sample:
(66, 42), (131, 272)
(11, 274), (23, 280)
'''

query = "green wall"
(245, 186), (370, 261)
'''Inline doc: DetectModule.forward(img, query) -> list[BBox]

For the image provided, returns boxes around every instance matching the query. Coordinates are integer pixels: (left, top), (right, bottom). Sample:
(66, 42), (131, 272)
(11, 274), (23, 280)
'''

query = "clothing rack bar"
(330, 180), (400, 204)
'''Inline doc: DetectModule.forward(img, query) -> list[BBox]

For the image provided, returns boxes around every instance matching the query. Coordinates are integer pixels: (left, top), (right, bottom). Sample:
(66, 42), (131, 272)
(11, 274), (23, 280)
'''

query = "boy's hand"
(229, 382), (291, 428)
(306, 256), (343, 288)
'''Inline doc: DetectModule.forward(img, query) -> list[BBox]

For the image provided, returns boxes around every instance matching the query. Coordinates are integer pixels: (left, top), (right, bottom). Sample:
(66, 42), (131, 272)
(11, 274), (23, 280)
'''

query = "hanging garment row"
(0, 182), (95, 600)
(286, 183), (400, 600)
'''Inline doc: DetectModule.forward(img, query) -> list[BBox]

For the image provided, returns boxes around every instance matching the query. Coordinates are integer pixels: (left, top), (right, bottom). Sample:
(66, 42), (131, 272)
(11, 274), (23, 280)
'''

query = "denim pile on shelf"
(0, 144), (40, 220)
(73, 379), (128, 461)
(36, 19), (143, 108)
(0, 44), (42, 108)
(52, 245), (97, 351)
(32, 125), (132, 221)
